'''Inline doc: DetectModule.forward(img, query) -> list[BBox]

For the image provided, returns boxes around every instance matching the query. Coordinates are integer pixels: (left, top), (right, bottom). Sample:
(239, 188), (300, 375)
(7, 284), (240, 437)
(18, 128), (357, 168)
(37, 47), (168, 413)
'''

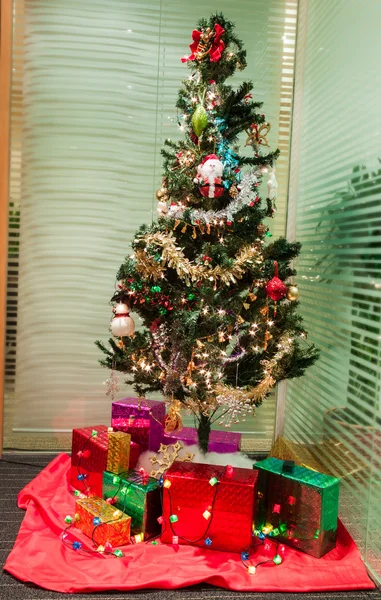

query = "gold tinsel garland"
(214, 374), (276, 407)
(160, 333), (295, 428)
(214, 333), (295, 407)
(135, 231), (262, 286)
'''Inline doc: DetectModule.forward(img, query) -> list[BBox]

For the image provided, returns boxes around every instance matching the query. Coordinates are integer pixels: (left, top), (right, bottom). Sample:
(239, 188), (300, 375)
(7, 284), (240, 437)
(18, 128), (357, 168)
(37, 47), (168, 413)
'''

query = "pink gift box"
(161, 427), (241, 453)
(111, 398), (165, 451)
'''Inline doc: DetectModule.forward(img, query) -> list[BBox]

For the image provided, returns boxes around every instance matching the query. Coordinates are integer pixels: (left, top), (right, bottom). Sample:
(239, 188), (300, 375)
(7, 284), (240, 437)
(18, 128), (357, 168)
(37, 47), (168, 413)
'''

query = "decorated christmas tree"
(97, 14), (318, 454)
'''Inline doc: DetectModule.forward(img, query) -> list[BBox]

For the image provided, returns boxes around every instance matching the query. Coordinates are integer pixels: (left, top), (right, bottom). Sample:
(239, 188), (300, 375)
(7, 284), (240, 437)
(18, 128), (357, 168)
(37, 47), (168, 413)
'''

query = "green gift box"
(103, 470), (161, 538)
(254, 457), (339, 558)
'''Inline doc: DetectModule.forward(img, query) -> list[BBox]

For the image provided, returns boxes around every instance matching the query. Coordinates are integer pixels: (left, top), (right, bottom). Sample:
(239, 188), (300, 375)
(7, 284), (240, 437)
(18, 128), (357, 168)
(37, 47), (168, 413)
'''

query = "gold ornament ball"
(287, 285), (300, 301)
(156, 188), (164, 200)
(257, 224), (267, 236)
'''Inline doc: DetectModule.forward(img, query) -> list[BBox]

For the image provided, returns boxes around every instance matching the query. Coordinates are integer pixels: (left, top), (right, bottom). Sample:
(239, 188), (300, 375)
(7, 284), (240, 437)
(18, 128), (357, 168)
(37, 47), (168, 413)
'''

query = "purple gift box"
(111, 398), (165, 452)
(161, 427), (241, 453)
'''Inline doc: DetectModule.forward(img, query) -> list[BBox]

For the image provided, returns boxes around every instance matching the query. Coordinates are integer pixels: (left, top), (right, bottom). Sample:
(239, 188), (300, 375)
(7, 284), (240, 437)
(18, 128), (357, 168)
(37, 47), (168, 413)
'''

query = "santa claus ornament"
(194, 154), (224, 199)
(110, 303), (135, 337)
(265, 261), (287, 316)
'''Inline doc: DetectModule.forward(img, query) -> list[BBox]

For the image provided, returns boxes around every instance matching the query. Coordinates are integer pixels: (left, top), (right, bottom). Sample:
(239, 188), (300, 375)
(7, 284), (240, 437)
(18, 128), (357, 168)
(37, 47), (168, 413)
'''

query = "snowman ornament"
(110, 303), (135, 337)
(194, 154), (224, 199)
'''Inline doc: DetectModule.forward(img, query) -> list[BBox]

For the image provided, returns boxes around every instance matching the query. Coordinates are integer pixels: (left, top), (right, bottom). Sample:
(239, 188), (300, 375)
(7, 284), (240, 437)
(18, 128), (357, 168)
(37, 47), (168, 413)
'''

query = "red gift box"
(112, 418), (150, 450)
(129, 440), (141, 469)
(161, 461), (258, 553)
(70, 425), (132, 497)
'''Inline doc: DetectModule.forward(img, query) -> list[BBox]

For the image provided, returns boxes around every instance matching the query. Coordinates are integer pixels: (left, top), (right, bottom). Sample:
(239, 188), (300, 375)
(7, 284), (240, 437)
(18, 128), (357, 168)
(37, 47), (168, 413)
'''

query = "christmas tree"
(97, 14), (319, 454)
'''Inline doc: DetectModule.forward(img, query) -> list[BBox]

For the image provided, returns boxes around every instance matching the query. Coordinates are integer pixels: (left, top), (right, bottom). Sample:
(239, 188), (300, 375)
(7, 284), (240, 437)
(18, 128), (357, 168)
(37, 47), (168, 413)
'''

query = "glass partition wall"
(285, 0), (381, 581)
(4, 0), (381, 580)
(4, 0), (296, 451)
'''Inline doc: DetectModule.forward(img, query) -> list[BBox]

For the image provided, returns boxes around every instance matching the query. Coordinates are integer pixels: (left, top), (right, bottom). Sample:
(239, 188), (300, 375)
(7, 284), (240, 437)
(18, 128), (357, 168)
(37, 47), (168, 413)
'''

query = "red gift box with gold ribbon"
(70, 425), (134, 497)
(161, 461), (258, 553)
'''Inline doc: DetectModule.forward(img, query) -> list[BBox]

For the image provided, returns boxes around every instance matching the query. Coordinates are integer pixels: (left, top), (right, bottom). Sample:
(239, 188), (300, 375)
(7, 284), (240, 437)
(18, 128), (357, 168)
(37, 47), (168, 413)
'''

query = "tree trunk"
(197, 413), (211, 454)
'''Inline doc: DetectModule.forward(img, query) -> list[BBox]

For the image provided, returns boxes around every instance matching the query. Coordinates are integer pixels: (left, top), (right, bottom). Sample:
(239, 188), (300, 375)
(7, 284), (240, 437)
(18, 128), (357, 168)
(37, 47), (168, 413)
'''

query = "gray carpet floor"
(0, 453), (380, 600)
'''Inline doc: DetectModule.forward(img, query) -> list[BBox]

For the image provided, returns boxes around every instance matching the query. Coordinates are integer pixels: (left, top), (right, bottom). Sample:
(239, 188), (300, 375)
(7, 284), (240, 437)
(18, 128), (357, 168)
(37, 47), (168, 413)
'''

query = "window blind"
(285, 0), (381, 579)
(5, 0), (296, 451)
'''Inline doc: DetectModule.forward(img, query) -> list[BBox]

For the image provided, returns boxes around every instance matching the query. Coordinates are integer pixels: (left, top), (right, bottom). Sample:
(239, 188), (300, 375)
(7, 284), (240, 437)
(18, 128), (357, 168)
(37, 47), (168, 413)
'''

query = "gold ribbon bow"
(164, 398), (183, 434)
(245, 122), (271, 150)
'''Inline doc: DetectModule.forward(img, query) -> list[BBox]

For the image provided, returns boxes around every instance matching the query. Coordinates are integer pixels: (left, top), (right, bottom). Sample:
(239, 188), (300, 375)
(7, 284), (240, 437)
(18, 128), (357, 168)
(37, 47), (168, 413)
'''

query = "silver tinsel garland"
(165, 170), (261, 224)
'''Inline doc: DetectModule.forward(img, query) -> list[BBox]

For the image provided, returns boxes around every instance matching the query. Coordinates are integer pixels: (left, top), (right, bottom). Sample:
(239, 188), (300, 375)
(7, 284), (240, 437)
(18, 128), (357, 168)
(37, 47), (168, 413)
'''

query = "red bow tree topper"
(181, 24), (225, 63)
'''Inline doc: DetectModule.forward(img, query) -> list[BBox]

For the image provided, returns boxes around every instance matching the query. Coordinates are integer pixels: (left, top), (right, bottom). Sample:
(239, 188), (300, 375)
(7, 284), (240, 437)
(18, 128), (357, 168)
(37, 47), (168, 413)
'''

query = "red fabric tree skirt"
(4, 454), (375, 594)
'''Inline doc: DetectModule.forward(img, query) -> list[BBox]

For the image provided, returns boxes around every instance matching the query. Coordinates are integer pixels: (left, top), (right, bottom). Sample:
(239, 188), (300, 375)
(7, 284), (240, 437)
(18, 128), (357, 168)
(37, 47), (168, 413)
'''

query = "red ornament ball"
(266, 261), (287, 301)
(190, 129), (198, 144)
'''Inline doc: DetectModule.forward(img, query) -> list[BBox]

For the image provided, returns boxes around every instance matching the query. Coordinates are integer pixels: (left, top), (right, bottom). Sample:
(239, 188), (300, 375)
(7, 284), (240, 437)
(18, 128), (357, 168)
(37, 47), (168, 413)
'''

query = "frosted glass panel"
(5, 0), (296, 450)
(285, 0), (381, 580)
(12, 0), (162, 436)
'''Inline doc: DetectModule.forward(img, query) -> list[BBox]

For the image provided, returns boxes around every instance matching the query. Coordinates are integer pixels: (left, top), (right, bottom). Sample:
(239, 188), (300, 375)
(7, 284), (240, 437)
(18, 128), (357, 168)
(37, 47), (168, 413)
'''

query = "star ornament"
(150, 441), (195, 479)
(245, 122), (271, 150)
